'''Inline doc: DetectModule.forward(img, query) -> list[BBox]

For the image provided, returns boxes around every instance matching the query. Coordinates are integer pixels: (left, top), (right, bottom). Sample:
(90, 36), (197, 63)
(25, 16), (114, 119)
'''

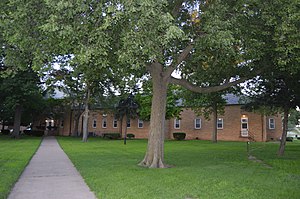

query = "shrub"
(23, 130), (32, 136)
(127, 133), (135, 139)
(286, 137), (293, 142)
(1, 129), (10, 135)
(31, 130), (44, 137)
(103, 133), (121, 139)
(173, 132), (186, 140)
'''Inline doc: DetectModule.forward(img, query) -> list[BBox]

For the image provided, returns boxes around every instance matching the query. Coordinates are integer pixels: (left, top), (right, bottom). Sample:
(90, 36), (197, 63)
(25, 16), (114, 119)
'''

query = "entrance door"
(241, 117), (249, 137)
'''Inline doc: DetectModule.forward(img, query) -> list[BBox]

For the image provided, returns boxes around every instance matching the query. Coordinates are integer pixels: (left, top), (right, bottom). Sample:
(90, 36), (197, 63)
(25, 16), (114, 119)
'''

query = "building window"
(174, 119), (180, 129)
(138, 119), (144, 128)
(217, 118), (223, 129)
(195, 118), (201, 129)
(127, 119), (131, 128)
(102, 118), (107, 128)
(241, 117), (249, 137)
(92, 119), (97, 128)
(113, 118), (118, 128)
(269, 118), (275, 129)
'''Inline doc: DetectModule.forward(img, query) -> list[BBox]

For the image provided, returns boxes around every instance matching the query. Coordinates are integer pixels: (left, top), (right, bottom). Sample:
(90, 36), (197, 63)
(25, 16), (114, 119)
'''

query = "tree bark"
(278, 106), (289, 156)
(82, 88), (90, 142)
(139, 63), (169, 168)
(12, 104), (22, 138)
(124, 114), (128, 145)
(212, 102), (218, 143)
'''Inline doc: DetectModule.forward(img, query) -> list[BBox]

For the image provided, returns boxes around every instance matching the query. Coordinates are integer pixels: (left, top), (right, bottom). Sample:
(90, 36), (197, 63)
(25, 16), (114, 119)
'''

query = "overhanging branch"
(170, 76), (248, 93)
(165, 43), (194, 77)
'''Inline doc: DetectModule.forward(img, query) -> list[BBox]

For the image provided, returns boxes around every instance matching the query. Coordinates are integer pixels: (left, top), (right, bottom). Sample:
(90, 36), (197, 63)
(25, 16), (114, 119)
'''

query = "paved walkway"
(8, 136), (97, 199)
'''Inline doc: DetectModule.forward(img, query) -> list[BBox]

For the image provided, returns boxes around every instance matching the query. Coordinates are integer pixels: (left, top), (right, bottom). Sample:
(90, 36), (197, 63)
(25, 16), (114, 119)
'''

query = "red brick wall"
(61, 106), (282, 142)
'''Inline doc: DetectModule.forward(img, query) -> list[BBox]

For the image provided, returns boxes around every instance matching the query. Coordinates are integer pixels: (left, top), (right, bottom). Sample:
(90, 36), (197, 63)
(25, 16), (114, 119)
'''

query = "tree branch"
(171, 0), (185, 18)
(164, 43), (194, 77)
(169, 76), (248, 93)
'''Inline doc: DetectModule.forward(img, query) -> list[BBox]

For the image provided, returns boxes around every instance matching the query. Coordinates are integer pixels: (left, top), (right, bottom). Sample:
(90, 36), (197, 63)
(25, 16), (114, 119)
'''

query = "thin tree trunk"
(73, 111), (82, 136)
(12, 104), (22, 138)
(139, 63), (169, 168)
(278, 107), (289, 156)
(124, 114), (128, 145)
(82, 88), (90, 142)
(119, 116), (123, 138)
(212, 102), (218, 143)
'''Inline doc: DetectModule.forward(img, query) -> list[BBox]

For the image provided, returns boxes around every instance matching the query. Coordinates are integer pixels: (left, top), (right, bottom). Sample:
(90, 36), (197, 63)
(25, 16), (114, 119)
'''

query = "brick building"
(57, 103), (282, 142)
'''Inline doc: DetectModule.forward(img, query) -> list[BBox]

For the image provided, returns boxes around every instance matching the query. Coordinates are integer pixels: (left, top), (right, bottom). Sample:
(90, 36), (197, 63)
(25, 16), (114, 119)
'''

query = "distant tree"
(115, 93), (139, 144)
(182, 90), (227, 143)
(0, 68), (44, 138)
(244, 71), (300, 156)
(288, 109), (300, 129)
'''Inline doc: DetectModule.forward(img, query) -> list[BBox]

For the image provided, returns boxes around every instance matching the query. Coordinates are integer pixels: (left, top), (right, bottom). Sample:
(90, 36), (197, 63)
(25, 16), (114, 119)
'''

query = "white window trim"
(92, 119), (97, 128)
(102, 118), (107, 128)
(113, 118), (118, 128)
(174, 119), (180, 129)
(138, 119), (144, 128)
(269, 118), (275, 129)
(217, 118), (224, 129)
(194, 118), (201, 129)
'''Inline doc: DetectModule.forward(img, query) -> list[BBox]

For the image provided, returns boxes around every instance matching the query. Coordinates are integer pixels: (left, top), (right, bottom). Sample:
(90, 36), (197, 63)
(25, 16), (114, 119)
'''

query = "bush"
(23, 130), (32, 136)
(103, 133), (121, 140)
(173, 132), (186, 140)
(286, 137), (293, 142)
(24, 130), (44, 137)
(126, 133), (135, 139)
(1, 129), (10, 135)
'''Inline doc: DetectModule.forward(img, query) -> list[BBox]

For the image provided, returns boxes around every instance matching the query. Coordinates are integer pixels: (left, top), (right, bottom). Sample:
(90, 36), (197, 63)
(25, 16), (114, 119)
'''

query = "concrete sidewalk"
(8, 136), (97, 199)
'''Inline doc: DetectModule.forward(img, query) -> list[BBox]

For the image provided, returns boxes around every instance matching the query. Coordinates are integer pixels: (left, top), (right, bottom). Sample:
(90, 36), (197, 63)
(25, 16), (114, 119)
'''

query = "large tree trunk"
(278, 107), (289, 156)
(82, 88), (90, 142)
(139, 63), (169, 168)
(12, 104), (22, 138)
(212, 102), (218, 143)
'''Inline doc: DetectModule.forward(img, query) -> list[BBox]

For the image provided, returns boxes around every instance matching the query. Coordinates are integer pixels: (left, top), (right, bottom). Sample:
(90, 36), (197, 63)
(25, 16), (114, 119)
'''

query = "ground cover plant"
(57, 137), (300, 199)
(0, 135), (42, 199)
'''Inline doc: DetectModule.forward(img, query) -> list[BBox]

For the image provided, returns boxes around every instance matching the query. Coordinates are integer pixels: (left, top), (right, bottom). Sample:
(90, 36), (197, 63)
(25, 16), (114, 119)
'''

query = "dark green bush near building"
(103, 133), (121, 139)
(173, 132), (186, 140)
(127, 133), (135, 139)
(23, 130), (32, 136)
(286, 137), (293, 142)
(24, 130), (44, 137)
(0, 129), (10, 135)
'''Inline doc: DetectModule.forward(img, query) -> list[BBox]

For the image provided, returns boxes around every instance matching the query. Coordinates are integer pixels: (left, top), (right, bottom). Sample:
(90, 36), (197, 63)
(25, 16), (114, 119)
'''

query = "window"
(113, 118), (118, 128)
(174, 119), (180, 129)
(217, 118), (223, 129)
(102, 118), (107, 128)
(138, 119), (144, 128)
(92, 119), (97, 128)
(241, 117), (249, 137)
(269, 118), (275, 129)
(127, 119), (131, 128)
(195, 118), (201, 129)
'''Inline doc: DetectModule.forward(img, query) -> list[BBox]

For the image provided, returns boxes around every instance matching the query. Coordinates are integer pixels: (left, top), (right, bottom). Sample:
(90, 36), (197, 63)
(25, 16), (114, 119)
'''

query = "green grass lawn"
(57, 137), (300, 199)
(0, 135), (42, 199)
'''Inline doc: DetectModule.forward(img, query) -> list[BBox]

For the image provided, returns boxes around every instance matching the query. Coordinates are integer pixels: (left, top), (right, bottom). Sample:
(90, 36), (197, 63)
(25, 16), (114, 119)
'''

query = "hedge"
(126, 133), (135, 139)
(1, 129), (10, 135)
(173, 132), (186, 140)
(103, 133), (121, 139)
